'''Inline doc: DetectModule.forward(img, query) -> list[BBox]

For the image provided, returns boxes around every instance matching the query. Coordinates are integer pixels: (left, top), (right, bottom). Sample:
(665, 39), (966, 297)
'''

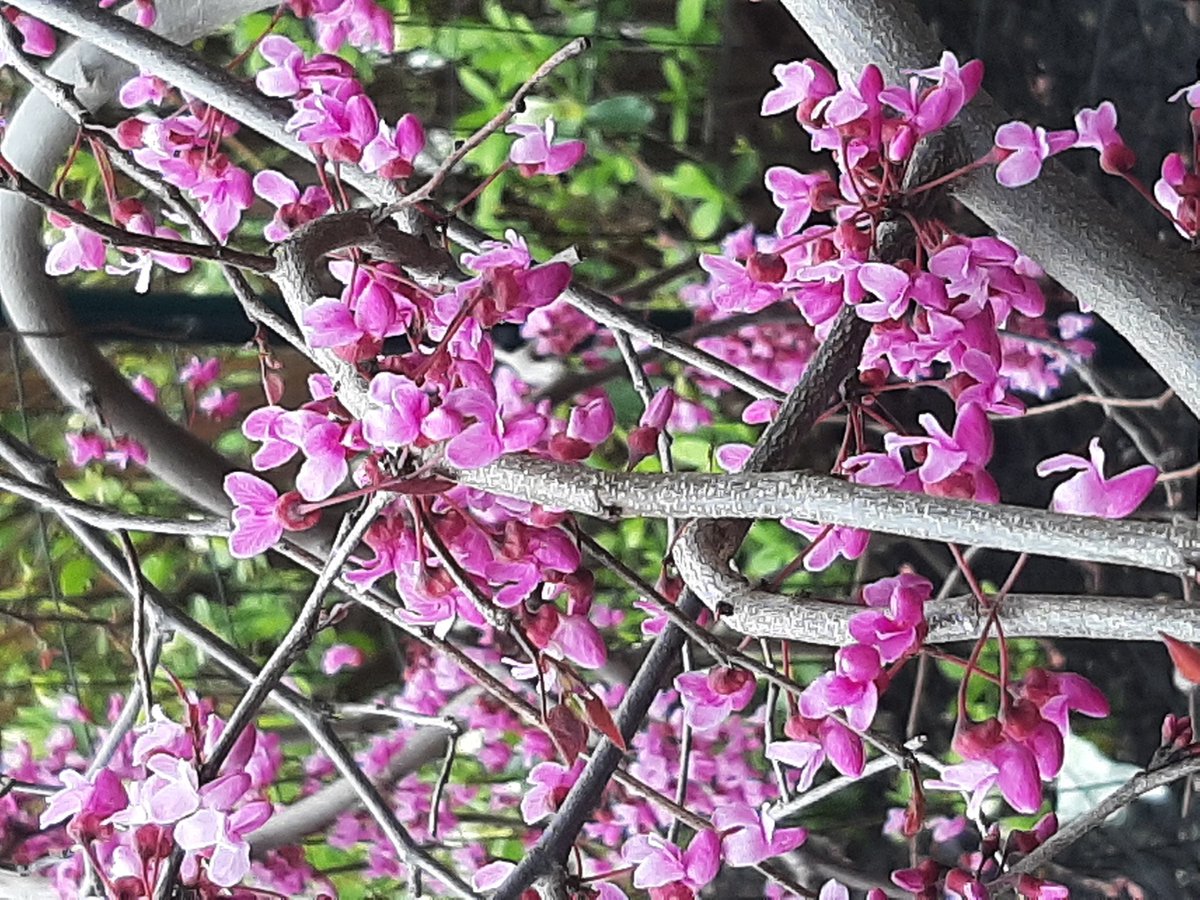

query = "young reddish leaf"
(579, 692), (627, 752)
(1160, 632), (1200, 684)
(546, 703), (587, 765)
(263, 371), (286, 406)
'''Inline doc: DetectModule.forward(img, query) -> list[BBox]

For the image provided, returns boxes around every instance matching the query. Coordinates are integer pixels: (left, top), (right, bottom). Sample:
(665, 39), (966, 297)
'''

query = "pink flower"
(174, 775), (272, 887)
(1170, 78), (1200, 108)
(255, 35), (356, 97)
(1074, 101), (1136, 175)
(767, 715), (865, 790)
(0, 10), (55, 62)
(362, 373), (432, 449)
(760, 59), (837, 121)
(253, 170), (332, 242)
(547, 613), (607, 669)
(675, 666), (757, 731)
(179, 356), (220, 393)
(223, 472), (317, 558)
(567, 396), (616, 446)
(622, 828), (720, 896)
(119, 71), (170, 108)
(40, 768), (128, 837)
(798, 645), (881, 731)
(291, 412), (353, 501)
(520, 760), (583, 824)
(763, 166), (836, 235)
(65, 431), (108, 467)
(289, 89), (380, 165)
(711, 802), (807, 867)
(699, 251), (786, 315)
(992, 122), (1076, 187)
(1035, 437), (1157, 518)
(361, 113), (426, 179)
(198, 388), (240, 422)
(321, 643), (364, 675)
(886, 404), (998, 502)
(507, 119), (586, 176)
(158, 152), (253, 242)
(849, 572), (931, 663)
(242, 405), (301, 470)
(45, 208), (106, 276)
(1154, 152), (1199, 238)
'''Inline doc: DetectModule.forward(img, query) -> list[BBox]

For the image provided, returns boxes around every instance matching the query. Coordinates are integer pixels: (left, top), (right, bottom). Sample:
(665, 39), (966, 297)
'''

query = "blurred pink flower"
(321, 644), (364, 675)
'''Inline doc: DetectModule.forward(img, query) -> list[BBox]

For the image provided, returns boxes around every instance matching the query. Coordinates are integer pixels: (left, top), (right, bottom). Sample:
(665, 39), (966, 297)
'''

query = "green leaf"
(585, 96), (655, 135)
(457, 68), (497, 106)
(689, 199), (723, 239)
(676, 0), (705, 39)
(59, 557), (95, 595)
(660, 162), (717, 200)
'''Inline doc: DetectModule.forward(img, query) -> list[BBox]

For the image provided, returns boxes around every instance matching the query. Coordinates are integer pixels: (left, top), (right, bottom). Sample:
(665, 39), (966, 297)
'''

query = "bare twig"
(0, 162), (274, 272)
(117, 531), (154, 718)
(380, 37), (590, 216)
(995, 754), (1200, 888)
(201, 491), (389, 780)
(0, 470), (228, 536)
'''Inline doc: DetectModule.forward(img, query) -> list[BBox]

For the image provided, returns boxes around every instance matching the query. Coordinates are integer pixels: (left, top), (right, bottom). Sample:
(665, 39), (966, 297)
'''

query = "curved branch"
(777, 0), (1200, 420)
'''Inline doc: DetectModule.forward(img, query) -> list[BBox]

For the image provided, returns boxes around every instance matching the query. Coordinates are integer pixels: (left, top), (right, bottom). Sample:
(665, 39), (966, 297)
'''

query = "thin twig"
(0, 471), (228, 535)
(996, 753), (1200, 887)
(201, 491), (389, 780)
(87, 626), (165, 775)
(0, 162), (275, 273)
(380, 37), (590, 216)
(117, 531), (154, 718)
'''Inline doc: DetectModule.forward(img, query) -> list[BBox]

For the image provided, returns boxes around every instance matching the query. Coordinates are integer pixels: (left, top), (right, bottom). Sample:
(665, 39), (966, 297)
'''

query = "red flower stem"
(925, 647), (1002, 685)
(1120, 170), (1189, 230)
(449, 160), (513, 215)
(904, 152), (998, 198)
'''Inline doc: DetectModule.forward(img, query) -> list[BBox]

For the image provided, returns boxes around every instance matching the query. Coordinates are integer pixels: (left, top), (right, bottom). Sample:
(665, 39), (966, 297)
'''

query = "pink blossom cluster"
(929, 667), (1109, 818)
(34, 690), (284, 897)
(766, 572), (932, 791)
(892, 813), (1068, 899)
(14, 2), (1165, 896)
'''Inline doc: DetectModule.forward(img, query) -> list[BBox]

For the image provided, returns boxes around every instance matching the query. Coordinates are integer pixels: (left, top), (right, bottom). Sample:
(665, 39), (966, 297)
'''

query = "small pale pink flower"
(507, 118), (586, 176)
(711, 802), (807, 867)
(1074, 101), (1136, 174)
(623, 828), (720, 894)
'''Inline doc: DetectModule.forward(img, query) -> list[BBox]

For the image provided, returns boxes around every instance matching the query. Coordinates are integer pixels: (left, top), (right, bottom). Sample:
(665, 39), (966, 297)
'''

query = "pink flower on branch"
(1074, 101), (1137, 175)
(223, 472), (319, 558)
(992, 121), (1077, 188)
(622, 828), (720, 898)
(711, 802), (807, 867)
(507, 118), (586, 176)
(1035, 437), (1157, 518)
(674, 666), (757, 731)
